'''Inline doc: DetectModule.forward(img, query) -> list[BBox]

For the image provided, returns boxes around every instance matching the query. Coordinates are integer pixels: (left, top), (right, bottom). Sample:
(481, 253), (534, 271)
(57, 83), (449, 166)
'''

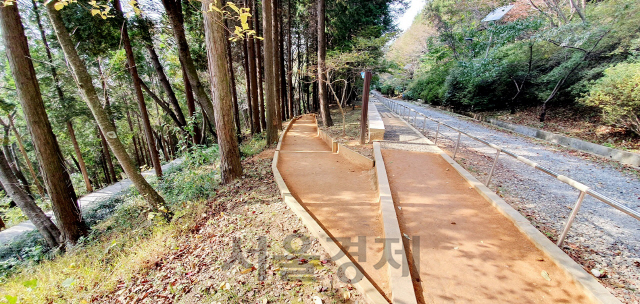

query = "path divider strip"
(373, 142), (418, 304)
(368, 101), (385, 142)
(272, 117), (388, 304)
(394, 113), (622, 304)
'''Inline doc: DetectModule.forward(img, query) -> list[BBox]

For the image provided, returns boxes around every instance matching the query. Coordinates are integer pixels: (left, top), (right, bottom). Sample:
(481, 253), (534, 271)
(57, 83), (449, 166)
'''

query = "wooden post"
(360, 71), (372, 144)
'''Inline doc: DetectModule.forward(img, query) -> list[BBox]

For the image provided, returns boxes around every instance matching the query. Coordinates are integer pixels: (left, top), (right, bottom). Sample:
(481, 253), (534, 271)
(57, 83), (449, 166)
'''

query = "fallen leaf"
(541, 270), (551, 281)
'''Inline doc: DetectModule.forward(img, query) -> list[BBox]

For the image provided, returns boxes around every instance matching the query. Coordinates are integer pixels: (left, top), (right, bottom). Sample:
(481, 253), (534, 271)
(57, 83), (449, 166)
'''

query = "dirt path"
(277, 115), (391, 298)
(379, 113), (595, 304)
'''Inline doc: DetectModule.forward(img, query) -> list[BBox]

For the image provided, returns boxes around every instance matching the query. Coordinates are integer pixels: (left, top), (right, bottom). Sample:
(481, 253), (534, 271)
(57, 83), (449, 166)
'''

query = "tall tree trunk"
(183, 66), (202, 145)
(0, 149), (61, 248)
(252, 0), (267, 130)
(273, 0), (283, 127)
(286, 0), (294, 117)
(263, 0), (279, 144)
(8, 117), (45, 197)
(224, 20), (242, 137)
(114, 0), (163, 178)
(67, 121), (92, 192)
(245, 0), (262, 133)
(161, 0), (217, 132)
(202, 0), (243, 183)
(317, 0), (332, 127)
(242, 37), (256, 134)
(45, 2), (168, 215)
(1, 3), (88, 245)
(279, 1), (289, 121)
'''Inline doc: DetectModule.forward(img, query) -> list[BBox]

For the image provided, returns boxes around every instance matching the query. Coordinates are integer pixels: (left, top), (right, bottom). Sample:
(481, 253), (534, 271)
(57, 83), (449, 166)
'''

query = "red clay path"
(382, 149), (595, 304)
(277, 115), (391, 298)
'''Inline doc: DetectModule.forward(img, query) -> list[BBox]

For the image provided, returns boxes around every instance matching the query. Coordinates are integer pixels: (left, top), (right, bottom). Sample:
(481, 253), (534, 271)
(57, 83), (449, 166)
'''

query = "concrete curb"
(395, 115), (622, 304)
(272, 117), (389, 304)
(368, 101), (385, 142)
(373, 142), (418, 304)
(317, 128), (375, 169)
(483, 118), (640, 167)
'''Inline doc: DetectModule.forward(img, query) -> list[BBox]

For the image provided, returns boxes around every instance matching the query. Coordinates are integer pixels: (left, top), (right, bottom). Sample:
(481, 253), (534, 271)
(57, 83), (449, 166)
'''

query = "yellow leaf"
(240, 13), (250, 30)
(209, 3), (222, 13)
(227, 2), (240, 13)
(54, 1), (65, 10)
(91, 9), (100, 16)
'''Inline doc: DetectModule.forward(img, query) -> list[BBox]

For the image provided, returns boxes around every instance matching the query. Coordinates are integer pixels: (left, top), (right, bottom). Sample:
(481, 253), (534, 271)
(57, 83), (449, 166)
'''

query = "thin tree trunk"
(6, 141), (31, 197)
(242, 37), (256, 134)
(145, 41), (187, 127)
(247, 35), (261, 132)
(317, 0), (332, 127)
(124, 98), (142, 166)
(273, 0), (283, 126)
(1, 3), (88, 245)
(98, 129), (112, 184)
(202, 0), (243, 183)
(224, 20), (242, 136)
(67, 121), (92, 192)
(183, 66), (202, 145)
(45, 2), (168, 215)
(286, 0), (294, 117)
(114, 0), (163, 178)
(253, 0), (267, 130)
(8, 117), (45, 197)
(279, 1), (288, 121)
(96, 61), (118, 182)
(0, 149), (61, 248)
(1, 127), (31, 197)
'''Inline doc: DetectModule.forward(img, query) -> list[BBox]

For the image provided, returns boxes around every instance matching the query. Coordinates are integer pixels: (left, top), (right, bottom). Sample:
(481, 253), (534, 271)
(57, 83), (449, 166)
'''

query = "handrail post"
(435, 123), (440, 145)
(422, 116), (427, 133)
(486, 150), (501, 186)
(453, 131), (462, 159)
(413, 111), (417, 124)
(557, 191), (587, 247)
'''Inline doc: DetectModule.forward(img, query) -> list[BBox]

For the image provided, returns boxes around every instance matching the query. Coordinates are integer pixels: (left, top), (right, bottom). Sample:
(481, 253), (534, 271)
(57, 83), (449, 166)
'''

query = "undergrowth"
(0, 139), (266, 303)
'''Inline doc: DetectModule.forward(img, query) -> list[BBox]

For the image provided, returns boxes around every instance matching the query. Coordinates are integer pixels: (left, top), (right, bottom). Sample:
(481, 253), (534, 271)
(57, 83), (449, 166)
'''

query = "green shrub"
(580, 61), (640, 135)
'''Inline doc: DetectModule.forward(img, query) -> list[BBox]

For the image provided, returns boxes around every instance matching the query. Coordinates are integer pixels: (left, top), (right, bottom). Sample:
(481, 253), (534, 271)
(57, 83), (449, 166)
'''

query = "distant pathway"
(374, 93), (640, 299)
(0, 159), (183, 245)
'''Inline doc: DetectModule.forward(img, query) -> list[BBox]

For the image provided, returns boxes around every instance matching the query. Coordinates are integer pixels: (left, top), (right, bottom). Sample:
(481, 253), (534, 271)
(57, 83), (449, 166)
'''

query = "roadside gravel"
(373, 92), (640, 303)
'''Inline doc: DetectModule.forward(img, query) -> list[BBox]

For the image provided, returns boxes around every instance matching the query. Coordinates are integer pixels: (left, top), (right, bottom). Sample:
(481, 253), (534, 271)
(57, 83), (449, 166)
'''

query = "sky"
(396, 0), (426, 32)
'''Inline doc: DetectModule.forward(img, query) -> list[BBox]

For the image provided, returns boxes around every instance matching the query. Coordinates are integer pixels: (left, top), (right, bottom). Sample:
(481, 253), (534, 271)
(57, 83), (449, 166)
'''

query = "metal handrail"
(373, 92), (640, 247)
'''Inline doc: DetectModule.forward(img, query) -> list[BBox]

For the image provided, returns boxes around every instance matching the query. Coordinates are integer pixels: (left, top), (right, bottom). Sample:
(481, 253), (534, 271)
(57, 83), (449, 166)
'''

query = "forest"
(0, 0), (404, 302)
(383, 0), (640, 148)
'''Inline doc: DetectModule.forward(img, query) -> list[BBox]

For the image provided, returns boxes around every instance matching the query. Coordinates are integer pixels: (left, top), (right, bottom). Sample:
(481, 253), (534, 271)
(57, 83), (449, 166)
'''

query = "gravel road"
(373, 92), (640, 303)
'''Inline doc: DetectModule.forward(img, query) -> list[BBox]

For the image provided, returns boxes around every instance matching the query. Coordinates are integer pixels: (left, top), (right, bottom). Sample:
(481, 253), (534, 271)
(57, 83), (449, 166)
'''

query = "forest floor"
(319, 105), (373, 159)
(0, 136), (363, 304)
(488, 106), (640, 153)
